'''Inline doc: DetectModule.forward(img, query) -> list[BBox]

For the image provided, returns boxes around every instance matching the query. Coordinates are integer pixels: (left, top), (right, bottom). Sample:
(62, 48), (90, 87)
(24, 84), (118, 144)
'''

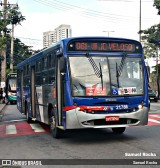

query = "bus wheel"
(25, 103), (32, 123)
(50, 112), (63, 138)
(26, 112), (32, 123)
(112, 127), (126, 134)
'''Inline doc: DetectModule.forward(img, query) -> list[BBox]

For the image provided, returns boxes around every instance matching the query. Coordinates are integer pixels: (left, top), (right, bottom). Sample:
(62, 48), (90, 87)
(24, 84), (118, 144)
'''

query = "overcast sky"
(8, 0), (160, 54)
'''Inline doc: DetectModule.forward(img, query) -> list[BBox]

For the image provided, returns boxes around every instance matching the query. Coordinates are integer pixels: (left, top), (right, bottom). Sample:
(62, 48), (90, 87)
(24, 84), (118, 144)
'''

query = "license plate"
(105, 116), (119, 122)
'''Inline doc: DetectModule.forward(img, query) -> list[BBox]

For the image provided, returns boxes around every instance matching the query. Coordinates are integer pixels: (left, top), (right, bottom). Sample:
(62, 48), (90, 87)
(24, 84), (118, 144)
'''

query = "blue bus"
(17, 37), (149, 138)
(5, 73), (17, 104)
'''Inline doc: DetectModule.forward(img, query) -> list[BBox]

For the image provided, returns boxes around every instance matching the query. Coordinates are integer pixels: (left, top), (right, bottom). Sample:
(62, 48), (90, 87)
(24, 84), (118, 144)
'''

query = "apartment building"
(43, 24), (72, 48)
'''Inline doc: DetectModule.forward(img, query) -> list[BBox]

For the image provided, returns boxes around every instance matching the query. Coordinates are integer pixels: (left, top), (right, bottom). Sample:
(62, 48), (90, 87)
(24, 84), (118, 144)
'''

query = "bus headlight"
(138, 104), (143, 110)
(8, 92), (16, 96)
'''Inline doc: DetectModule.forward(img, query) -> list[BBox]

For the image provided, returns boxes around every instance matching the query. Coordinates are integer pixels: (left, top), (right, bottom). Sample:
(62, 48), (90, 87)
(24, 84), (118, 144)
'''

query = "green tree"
(7, 6), (25, 25)
(0, 5), (26, 78)
(154, 0), (160, 15)
(140, 1), (160, 98)
(141, 25), (160, 98)
(5, 36), (33, 73)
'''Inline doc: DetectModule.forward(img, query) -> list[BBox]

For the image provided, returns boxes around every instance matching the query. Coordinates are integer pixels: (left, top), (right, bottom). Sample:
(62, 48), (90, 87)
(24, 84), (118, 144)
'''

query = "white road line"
(6, 125), (17, 134)
(30, 123), (45, 132)
(1, 119), (27, 123)
(149, 115), (160, 118)
(148, 119), (160, 124)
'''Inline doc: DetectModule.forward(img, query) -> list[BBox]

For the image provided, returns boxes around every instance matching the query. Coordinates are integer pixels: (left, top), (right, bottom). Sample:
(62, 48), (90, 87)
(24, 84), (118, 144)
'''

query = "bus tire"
(49, 109), (63, 138)
(112, 127), (126, 134)
(25, 102), (32, 123)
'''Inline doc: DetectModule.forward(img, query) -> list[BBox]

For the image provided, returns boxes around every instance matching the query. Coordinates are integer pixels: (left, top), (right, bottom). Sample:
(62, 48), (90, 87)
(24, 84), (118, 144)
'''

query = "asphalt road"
(0, 104), (160, 168)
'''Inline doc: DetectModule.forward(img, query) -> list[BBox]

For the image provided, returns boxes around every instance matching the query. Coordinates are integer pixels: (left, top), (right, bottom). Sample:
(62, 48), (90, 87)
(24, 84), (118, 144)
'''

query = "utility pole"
(0, 0), (7, 86)
(139, 0), (142, 42)
(156, 47), (160, 99)
(10, 22), (14, 72)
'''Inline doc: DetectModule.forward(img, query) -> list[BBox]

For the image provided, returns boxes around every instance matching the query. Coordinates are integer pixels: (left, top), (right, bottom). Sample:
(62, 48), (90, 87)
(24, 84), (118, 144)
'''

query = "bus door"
(56, 56), (66, 126)
(20, 70), (25, 113)
(31, 65), (36, 118)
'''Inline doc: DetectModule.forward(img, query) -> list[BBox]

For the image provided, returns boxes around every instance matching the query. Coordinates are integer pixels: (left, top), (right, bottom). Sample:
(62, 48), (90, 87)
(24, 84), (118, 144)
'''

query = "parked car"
(148, 88), (158, 102)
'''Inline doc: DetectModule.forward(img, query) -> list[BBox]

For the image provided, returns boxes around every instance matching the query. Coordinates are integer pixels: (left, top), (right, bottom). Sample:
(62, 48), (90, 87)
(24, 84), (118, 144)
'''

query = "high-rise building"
(43, 24), (72, 48)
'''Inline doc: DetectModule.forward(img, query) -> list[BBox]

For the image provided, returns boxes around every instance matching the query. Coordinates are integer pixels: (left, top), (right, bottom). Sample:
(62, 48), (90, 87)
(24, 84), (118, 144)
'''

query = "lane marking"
(1, 114), (160, 138)
(6, 125), (17, 135)
(149, 114), (160, 119)
(148, 118), (160, 124)
(0, 119), (27, 124)
(30, 123), (45, 132)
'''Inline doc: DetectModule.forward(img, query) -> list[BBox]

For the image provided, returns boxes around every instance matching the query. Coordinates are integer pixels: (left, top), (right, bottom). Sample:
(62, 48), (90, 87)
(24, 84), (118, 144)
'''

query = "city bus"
(16, 37), (149, 138)
(5, 73), (17, 104)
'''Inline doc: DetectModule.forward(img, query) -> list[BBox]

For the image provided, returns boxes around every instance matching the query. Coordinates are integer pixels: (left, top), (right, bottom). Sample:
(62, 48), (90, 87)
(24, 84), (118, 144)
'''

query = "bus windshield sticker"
(86, 84), (107, 96)
(112, 88), (118, 95)
(118, 87), (137, 95)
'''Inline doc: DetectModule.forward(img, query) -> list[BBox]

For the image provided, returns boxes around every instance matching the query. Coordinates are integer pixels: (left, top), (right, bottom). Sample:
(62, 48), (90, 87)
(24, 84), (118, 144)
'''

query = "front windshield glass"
(69, 56), (144, 97)
(109, 57), (143, 95)
(9, 78), (16, 91)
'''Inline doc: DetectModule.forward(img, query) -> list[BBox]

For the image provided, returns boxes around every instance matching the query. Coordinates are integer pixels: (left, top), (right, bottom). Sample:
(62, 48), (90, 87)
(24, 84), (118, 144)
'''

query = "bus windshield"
(9, 78), (16, 91)
(69, 56), (144, 97)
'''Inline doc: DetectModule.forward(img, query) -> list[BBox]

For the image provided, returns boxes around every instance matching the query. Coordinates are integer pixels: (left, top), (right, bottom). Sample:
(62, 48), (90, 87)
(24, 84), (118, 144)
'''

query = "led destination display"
(68, 41), (140, 52)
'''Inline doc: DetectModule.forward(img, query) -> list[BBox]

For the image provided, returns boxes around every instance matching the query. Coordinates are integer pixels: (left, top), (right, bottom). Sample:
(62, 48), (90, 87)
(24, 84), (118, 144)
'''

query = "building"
(43, 24), (72, 48)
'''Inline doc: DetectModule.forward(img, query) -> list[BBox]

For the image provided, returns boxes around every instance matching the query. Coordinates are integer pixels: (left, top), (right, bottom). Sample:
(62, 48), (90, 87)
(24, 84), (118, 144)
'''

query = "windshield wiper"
(99, 62), (103, 90)
(87, 54), (104, 90)
(116, 53), (127, 87)
(117, 53), (127, 76)
(116, 62), (120, 88)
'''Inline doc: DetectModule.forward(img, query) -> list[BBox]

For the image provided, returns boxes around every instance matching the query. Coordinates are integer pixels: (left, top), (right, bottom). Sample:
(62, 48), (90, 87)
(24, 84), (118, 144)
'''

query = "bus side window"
(48, 69), (55, 84)
(35, 73), (41, 86)
(48, 54), (52, 68)
(44, 57), (48, 70)
(51, 53), (56, 67)
(36, 60), (41, 72)
(42, 71), (48, 85)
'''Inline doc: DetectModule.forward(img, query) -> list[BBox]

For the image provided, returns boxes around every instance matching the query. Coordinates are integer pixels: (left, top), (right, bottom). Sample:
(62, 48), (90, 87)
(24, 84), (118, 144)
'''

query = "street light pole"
(139, 0), (142, 42)
(0, 0), (7, 86)
(103, 31), (115, 37)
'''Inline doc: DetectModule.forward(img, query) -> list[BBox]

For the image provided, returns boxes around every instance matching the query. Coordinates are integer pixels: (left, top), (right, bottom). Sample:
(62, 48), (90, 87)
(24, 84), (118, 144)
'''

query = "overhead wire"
(33, 0), (155, 23)
(32, 0), (140, 23)
(16, 0), (156, 48)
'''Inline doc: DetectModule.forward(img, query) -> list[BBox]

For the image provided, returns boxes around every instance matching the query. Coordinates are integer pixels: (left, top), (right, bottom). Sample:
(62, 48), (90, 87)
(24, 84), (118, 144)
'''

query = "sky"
(7, 0), (160, 66)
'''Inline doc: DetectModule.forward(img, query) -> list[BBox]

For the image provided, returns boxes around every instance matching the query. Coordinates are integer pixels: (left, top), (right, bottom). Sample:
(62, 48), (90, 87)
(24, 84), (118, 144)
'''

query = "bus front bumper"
(66, 107), (149, 129)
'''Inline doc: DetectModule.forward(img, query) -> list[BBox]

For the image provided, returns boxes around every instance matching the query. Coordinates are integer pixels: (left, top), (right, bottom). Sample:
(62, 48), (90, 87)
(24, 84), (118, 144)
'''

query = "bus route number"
(76, 42), (87, 50)
(116, 105), (128, 110)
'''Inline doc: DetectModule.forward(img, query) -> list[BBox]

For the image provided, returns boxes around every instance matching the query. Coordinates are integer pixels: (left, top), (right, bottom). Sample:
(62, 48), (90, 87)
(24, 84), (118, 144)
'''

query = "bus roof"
(17, 36), (142, 68)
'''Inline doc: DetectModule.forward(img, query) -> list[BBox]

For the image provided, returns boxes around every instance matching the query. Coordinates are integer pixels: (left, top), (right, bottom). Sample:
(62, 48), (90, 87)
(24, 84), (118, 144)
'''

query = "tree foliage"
(142, 24), (160, 47)
(0, 5), (25, 50)
(5, 36), (33, 71)
(7, 6), (25, 25)
(154, 0), (160, 15)
(0, 5), (34, 73)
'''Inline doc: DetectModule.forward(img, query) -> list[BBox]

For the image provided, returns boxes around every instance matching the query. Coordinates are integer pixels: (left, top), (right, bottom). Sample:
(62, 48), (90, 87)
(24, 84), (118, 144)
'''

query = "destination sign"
(68, 41), (140, 53)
